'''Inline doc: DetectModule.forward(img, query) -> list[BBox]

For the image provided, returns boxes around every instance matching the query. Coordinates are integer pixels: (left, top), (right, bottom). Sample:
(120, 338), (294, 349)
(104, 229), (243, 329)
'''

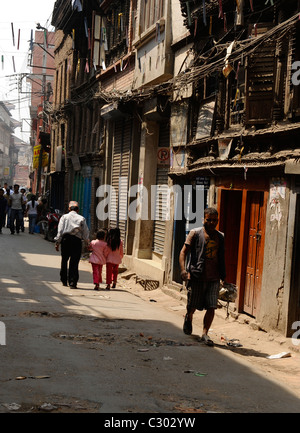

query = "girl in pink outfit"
(89, 229), (108, 290)
(105, 227), (123, 290)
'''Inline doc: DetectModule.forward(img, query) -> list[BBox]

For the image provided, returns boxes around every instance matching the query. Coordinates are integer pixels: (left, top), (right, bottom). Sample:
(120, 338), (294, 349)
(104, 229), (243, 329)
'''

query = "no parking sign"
(157, 147), (170, 165)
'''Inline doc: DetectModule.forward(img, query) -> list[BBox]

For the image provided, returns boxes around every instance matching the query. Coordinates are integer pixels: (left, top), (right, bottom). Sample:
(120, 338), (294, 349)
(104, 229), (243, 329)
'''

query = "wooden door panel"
(243, 191), (264, 316)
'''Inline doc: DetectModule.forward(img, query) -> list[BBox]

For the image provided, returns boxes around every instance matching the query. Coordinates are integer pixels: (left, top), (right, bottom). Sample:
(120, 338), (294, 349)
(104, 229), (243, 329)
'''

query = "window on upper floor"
(92, 0), (130, 69)
(140, 0), (164, 34)
(290, 21), (300, 119)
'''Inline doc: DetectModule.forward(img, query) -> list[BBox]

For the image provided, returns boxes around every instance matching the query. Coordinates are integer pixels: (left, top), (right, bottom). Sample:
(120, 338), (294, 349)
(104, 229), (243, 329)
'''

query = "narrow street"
(0, 225), (300, 414)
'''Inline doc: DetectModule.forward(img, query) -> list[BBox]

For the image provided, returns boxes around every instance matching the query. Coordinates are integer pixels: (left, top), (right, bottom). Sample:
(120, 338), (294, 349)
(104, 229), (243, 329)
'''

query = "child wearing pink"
(89, 229), (108, 290)
(105, 227), (124, 290)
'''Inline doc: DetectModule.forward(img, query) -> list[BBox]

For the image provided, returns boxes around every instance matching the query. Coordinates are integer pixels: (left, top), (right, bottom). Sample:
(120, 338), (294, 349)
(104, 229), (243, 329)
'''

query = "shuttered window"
(140, 0), (164, 33)
(245, 23), (275, 125)
(92, 13), (102, 68)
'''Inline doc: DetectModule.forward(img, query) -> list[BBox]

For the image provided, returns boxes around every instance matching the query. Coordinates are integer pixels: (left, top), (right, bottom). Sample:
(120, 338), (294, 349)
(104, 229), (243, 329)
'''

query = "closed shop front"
(152, 123), (170, 255)
(110, 117), (132, 247)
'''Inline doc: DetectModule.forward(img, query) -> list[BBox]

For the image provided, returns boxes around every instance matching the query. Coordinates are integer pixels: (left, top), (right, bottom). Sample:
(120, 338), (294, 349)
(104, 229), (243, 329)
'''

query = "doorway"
(219, 188), (266, 318)
(219, 190), (242, 284)
(287, 194), (300, 336)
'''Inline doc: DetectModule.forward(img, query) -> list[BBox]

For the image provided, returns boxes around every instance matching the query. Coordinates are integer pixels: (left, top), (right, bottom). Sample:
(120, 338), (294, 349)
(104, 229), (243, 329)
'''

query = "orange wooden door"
(243, 191), (265, 316)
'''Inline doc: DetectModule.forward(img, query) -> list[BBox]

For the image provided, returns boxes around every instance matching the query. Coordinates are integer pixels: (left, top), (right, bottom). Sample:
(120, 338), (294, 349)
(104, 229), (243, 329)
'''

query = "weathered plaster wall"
(258, 177), (290, 333)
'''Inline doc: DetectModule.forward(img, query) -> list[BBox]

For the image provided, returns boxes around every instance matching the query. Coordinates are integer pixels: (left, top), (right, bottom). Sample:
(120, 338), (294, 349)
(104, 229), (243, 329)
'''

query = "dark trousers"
(60, 234), (82, 286)
(10, 209), (23, 234)
(0, 212), (5, 230)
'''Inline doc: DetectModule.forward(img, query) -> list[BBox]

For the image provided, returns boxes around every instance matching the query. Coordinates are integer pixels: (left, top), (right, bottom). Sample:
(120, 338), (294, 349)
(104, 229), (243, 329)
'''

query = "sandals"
(94, 284), (100, 291)
(201, 334), (214, 346)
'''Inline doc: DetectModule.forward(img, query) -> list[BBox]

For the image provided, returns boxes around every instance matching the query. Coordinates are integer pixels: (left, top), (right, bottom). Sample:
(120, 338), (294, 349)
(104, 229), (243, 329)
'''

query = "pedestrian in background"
(54, 201), (90, 289)
(105, 227), (123, 290)
(4, 188), (11, 228)
(9, 184), (24, 235)
(179, 207), (226, 347)
(20, 188), (27, 232)
(89, 229), (108, 290)
(0, 189), (8, 233)
(26, 188), (34, 201)
(26, 195), (39, 234)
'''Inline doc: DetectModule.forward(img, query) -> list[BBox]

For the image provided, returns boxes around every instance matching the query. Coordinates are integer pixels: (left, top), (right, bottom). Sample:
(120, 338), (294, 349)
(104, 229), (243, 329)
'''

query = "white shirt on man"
(10, 193), (24, 210)
(54, 210), (89, 244)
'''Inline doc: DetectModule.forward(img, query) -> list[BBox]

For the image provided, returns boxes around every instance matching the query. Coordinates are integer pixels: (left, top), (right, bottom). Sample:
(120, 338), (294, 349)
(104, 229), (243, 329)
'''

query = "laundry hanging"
(126, 26), (129, 47)
(30, 30), (33, 51)
(72, 0), (82, 12)
(118, 13), (124, 32)
(44, 29), (48, 48)
(88, 28), (91, 50)
(17, 29), (20, 50)
(11, 23), (15, 46)
(84, 17), (88, 38)
(223, 12), (227, 32)
(186, 1), (192, 26)
(72, 29), (75, 49)
(202, 0), (207, 26)
(85, 58), (89, 73)
(219, 0), (223, 18)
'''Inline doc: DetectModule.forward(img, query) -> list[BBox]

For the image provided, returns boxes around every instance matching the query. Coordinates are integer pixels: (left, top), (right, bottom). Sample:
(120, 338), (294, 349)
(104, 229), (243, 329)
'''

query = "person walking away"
(105, 227), (123, 290)
(20, 188), (27, 232)
(4, 189), (11, 228)
(179, 207), (226, 347)
(0, 189), (8, 233)
(89, 229), (108, 290)
(26, 188), (34, 201)
(54, 201), (89, 288)
(9, 184), (24, 235)
(26, 195), (39, 234)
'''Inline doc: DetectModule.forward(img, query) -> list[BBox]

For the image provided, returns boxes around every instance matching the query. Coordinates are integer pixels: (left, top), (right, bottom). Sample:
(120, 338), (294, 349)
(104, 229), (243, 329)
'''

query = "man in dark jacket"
(179, 207), (226, 346)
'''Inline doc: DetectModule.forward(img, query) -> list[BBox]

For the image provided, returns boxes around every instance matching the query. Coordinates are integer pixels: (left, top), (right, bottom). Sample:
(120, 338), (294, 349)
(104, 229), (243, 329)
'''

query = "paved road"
(0, 225), (300, 414)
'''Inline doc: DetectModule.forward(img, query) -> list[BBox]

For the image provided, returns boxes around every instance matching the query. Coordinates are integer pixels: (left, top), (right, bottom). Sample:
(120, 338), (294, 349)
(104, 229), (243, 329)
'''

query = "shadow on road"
(0, 229), (300, 413)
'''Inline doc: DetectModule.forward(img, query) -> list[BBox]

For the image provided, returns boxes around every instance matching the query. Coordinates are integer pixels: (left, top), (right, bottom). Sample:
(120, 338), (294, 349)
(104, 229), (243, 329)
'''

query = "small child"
(89, 229), (108, 290)
(105, 227), (124, 290)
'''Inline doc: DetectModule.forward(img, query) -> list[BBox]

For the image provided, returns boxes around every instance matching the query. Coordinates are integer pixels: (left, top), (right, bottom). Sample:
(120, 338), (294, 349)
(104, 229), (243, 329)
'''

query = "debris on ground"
(267, 352), (292, 359)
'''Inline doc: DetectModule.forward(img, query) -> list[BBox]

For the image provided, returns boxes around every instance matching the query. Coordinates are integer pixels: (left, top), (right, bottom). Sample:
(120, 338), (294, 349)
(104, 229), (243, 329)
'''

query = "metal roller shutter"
(110, 123), (122, 229)
(152, 123), (169, 255)
(110, 118), (132, 246)
(119, 121), (131, 242)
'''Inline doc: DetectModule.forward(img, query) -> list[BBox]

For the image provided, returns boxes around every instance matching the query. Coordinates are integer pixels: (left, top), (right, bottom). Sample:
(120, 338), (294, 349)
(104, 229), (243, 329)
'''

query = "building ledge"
(133, 19), (165, 50)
